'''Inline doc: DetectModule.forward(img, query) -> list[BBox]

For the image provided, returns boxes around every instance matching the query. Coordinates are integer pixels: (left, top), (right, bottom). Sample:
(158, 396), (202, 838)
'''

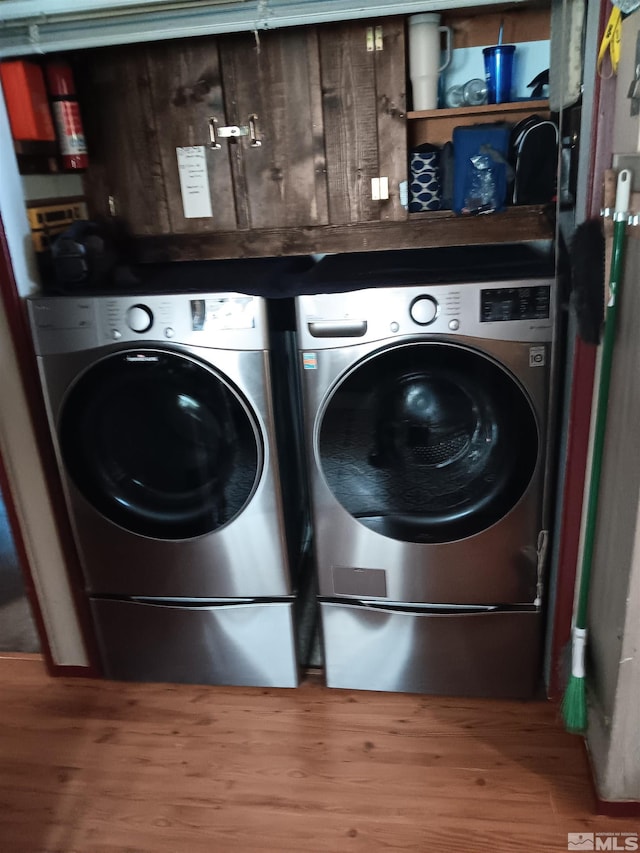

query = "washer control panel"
(297, 278), (555, 348)
(27, 292), (268, 355)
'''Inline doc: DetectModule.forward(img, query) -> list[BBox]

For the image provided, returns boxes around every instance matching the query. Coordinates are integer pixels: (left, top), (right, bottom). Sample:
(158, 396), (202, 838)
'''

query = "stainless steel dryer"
(296, 277), (557, 697)
(29, 291), (306, 687)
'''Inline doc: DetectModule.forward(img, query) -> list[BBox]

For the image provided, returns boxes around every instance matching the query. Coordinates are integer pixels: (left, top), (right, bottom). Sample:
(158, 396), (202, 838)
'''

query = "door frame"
(0, 216), (100, 675)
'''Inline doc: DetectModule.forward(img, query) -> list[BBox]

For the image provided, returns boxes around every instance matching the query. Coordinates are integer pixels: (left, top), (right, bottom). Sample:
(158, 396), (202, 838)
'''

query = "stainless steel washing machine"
(296, 276), (557, 697)
(29, 291), (307, 687)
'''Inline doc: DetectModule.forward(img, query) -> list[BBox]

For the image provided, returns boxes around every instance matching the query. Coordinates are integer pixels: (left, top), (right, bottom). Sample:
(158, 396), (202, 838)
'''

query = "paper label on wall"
(176, 146), (213, 219)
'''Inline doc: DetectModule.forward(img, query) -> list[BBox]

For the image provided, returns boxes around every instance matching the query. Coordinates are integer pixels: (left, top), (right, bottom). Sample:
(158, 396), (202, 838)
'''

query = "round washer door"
(59, 349), (262, 540)
(317, 341), (539, 543)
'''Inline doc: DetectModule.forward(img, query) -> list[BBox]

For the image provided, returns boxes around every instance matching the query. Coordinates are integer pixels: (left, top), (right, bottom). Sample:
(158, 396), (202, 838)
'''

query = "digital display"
(191, 299), (206, 330)
(190, 297), (255, 331)
(480, 285), (550, 323)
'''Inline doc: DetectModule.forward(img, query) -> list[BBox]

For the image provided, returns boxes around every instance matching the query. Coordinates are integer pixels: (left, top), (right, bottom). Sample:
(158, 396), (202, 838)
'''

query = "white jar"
(408, 14), (453, 111)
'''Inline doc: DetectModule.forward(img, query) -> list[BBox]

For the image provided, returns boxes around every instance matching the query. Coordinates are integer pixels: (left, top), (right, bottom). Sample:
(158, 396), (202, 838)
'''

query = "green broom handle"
(575, 214), (627, 629)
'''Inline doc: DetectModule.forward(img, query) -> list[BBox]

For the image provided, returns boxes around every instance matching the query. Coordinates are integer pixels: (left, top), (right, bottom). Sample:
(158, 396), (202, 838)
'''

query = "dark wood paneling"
(319, 22), (380, 224)
(134, 206), (554, 262)
(145, 38), (238, 234)
(375, 17), (408, 222)
(306, 28), (332, 227)
(219, 28), (328, 230)
(442, 8), (551, 47)
(78, 46), (170, 235)
(216, 39), (251, 230)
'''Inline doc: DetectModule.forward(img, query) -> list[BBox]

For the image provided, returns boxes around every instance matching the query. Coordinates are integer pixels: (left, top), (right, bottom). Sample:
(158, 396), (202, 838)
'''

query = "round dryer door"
(59, 349), (262, 540)
(317, 341), (539, 543)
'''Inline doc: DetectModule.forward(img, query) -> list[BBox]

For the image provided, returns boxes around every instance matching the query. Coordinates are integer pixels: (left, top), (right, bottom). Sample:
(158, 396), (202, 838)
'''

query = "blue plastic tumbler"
(482, 44), (516, 104)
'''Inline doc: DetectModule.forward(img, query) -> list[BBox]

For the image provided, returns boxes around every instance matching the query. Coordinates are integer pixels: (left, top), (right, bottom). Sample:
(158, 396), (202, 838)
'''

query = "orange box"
(0, 60), (56, 141)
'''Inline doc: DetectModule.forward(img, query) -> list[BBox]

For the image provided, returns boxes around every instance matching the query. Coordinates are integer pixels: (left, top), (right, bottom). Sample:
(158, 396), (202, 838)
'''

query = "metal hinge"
(366, 26), (383, 52)
(208, 114), (261, 149)
(371, 176), (389, 200)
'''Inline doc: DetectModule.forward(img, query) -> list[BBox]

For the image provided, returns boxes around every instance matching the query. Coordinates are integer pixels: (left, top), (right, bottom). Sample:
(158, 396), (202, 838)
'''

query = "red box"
(0, 60), (56, 141)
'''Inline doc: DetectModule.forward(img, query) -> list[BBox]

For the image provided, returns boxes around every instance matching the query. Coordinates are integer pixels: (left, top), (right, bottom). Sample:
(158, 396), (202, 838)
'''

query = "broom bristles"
(562, 674), (588, 734)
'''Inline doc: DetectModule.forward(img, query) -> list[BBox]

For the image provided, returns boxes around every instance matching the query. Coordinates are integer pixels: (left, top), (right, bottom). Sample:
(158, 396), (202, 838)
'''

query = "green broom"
(562, 168), (632, 733)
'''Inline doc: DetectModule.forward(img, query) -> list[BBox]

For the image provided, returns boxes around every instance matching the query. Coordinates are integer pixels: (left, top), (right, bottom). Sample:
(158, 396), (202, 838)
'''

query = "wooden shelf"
(407, 99), (550, 121)
(14, 139), (61, 175)
(133, 205), (555, 264)
(408, 100), (551, 148)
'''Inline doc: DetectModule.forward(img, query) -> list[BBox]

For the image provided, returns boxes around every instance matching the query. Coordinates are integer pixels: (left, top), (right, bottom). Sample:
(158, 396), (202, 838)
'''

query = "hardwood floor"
(0, 656), (633, 852)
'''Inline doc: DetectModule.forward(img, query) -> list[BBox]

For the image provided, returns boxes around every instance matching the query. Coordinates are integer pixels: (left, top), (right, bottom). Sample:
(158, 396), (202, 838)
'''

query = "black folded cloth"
(40, 244), (554, 298)
(280, 245), (555, 296)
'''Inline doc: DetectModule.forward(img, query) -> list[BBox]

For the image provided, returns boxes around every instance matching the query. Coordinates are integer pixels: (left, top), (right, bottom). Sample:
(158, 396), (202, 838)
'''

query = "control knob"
(126, 304), (153, 333)
(409, 295), (438, 326)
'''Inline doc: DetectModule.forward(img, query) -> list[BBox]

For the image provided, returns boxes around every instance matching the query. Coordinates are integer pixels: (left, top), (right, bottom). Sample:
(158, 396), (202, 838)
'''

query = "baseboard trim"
(48, 663), (101, 678)
(593, 796), (640, 817)
(0, 651), (43, 661)
(585, 724), (640, 816)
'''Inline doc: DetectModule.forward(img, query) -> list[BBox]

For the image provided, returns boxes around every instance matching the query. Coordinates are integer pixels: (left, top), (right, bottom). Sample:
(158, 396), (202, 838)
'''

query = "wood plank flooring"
(0, 655), (634, 852)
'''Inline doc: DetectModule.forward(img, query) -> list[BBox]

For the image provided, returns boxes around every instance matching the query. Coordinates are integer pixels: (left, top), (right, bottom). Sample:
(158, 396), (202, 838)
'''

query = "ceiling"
(0, 0), (528, 56)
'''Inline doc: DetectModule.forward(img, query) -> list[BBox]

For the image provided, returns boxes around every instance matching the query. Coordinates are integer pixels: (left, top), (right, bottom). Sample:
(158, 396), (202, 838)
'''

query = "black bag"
(51, 220), (117, 287)
(510, 115), (559, 205)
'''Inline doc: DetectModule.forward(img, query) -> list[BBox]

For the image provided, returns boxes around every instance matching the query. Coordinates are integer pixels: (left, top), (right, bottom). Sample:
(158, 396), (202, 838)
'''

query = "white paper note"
(176, 146), (213, 219)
